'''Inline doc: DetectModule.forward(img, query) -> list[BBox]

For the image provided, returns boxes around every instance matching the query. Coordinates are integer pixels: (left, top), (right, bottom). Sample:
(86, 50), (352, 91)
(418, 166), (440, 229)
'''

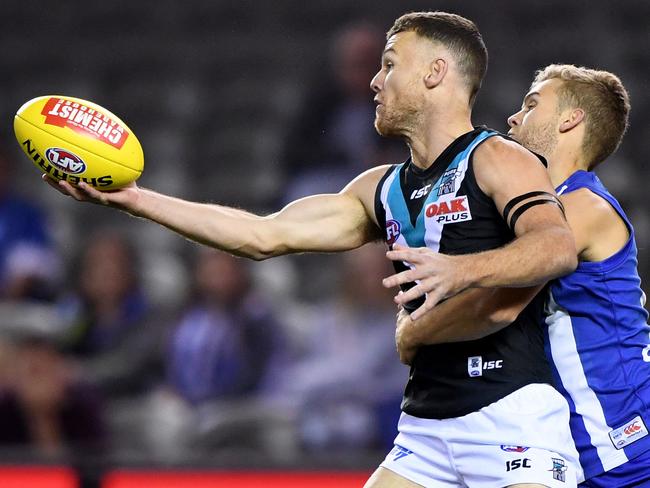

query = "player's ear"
(424, 58), (447, 89)
(559, 108), (585, 133)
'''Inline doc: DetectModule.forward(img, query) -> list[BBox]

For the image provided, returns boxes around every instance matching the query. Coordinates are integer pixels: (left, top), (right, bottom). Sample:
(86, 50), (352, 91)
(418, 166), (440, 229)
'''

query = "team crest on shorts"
(549, 457), (567, 482)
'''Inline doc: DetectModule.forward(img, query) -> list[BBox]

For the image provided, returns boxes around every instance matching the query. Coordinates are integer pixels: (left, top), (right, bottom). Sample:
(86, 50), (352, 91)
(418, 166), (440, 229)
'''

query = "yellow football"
(13, 95), (143, 190)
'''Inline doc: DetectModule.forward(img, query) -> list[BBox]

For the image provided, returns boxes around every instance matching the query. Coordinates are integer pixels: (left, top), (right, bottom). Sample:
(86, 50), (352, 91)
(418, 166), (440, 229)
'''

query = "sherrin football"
(14, 95), (143, 190)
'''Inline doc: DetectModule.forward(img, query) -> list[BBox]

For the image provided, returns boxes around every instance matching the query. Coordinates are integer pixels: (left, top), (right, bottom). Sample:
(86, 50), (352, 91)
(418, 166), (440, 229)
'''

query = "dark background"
(1, 0), (648, 274)
(0, 0), (648, 480)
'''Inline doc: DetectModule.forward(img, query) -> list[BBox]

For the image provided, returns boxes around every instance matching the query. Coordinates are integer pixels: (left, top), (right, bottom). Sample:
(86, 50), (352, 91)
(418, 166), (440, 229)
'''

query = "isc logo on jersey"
(468, 356), (503, 377)
(425, 195), (472, 224)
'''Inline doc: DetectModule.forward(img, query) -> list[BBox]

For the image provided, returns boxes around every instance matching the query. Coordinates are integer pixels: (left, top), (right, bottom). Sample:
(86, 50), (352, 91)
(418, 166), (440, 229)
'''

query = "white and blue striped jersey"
(545, 170), (650, 481)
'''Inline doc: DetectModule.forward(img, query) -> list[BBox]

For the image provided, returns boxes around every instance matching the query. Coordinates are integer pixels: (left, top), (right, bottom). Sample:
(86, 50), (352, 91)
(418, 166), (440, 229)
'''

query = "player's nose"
(507, 112), (520, 128)
(370, 70), (383, 93)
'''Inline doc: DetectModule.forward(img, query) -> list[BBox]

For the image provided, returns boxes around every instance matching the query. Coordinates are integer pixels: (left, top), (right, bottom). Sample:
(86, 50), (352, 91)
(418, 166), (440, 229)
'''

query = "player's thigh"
(364, 467), (425, 488)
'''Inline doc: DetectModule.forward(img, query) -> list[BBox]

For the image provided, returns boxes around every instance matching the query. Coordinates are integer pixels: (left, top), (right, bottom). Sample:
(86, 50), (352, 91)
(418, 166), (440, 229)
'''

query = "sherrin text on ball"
(14, 95), (144, 190)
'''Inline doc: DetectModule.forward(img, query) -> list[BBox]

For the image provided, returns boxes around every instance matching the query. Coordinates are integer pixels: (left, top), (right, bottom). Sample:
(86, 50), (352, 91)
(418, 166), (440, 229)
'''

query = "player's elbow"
(244, 239), (284, 261)
(550, 229), (578, 277)
(232, 228), (286, 261)
(485, 307), (520, 331)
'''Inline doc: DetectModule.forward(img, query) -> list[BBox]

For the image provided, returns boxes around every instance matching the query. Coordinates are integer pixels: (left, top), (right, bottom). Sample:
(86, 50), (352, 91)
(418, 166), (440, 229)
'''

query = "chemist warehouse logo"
(425, 196), (472, 224)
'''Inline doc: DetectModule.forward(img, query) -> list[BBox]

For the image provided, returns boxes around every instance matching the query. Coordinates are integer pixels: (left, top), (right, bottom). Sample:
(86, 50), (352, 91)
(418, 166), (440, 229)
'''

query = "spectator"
(57, 231), (157, 397)
(267, 243), (407, 450)
(140, 249), (288, 456)
(0, 335), (106, 457)
(281, 21), (406, 202)
(59, 232), (148, 355)
(0, 148), (59, 301)
(166, 249), (285, 403)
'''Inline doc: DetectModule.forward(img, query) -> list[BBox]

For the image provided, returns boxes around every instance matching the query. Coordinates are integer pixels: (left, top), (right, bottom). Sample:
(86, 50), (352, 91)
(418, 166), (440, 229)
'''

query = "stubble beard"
(514, 119), (559, 160)
(374, 102), (421, 139)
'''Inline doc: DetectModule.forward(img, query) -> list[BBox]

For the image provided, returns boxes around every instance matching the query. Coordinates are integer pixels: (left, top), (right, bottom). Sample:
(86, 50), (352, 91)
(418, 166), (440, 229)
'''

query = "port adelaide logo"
(45, 147), (86, 174)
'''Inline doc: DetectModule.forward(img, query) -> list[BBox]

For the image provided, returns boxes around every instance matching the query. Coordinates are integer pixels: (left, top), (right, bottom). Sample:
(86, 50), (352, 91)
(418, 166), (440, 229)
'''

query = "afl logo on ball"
(45, 148), (86, 174)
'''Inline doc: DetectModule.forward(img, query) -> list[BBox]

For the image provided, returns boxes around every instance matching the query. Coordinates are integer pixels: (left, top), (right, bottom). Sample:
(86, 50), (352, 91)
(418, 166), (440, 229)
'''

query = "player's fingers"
(382, 269), (418, 288)
(42, 175), (70, 196)
(78, 182), (109, 205)
(386, 248), (426, 265)
(409, 294), (440, 321)
(393, 281), (430, 305)
(58, 180), (91, 202)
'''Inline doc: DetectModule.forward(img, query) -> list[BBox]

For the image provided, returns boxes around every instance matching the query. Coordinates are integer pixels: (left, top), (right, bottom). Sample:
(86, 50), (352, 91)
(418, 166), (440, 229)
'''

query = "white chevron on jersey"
(546, 293), (629, 476)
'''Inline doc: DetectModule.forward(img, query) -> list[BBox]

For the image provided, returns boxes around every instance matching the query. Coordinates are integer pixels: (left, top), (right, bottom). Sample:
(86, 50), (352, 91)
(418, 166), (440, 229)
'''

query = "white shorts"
(380, 383), (581, 488)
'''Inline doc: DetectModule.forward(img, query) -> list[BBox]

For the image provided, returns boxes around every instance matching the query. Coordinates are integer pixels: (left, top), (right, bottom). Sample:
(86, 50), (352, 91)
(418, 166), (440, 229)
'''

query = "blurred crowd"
(0, 2), (648, 477)
(0, 189), (407, 465)
(0, 189), (407, 464)
(0, 24), (410, 467)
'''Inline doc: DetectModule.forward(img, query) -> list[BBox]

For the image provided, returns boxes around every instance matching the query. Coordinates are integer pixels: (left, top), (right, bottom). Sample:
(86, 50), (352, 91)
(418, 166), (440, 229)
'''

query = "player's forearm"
(404, 289), (502, 346)
(409, 287), (535, 344)
(460, 225), (576, 288)
(129, 188), (279, 260)
(397, 286), (542, 366)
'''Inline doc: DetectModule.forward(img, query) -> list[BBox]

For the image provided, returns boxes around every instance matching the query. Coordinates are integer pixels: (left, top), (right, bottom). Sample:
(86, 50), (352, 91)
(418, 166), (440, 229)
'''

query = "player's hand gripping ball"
(14, 96), (143, 190)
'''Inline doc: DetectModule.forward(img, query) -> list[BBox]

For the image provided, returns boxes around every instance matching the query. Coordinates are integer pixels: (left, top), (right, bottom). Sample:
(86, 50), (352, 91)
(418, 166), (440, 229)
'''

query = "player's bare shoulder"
(342, 164), (394, 226)
(561, 187), (629, 261)
(472, 135), (551, 199)
(561, 187), (624, 231)
(560, 187), (610, 213)
(473, 135), (544, 172)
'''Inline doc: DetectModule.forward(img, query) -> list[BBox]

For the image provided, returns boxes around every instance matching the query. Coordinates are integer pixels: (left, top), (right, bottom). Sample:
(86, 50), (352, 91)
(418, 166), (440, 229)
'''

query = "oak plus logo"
(425, 195), (472, 224)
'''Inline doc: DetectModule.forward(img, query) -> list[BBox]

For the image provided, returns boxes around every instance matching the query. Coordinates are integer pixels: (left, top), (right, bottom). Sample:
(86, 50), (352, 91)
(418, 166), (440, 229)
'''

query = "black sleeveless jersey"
(374, 127), (553, 419)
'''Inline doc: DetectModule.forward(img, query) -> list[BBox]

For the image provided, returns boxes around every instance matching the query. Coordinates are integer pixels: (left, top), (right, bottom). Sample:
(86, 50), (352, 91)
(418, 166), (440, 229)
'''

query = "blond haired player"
(45, 12), (580, 488)
(388, 65), (650, 487)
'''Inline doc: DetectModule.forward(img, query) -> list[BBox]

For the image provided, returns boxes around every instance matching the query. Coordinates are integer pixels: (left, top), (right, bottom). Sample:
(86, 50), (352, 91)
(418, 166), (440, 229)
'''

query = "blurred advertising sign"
(103, 470), (371, 487)
(0, 466), (78, 488)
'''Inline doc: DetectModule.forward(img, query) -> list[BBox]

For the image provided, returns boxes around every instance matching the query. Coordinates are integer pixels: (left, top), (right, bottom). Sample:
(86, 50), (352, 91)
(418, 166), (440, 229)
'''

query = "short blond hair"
(533, 64), (630, 169)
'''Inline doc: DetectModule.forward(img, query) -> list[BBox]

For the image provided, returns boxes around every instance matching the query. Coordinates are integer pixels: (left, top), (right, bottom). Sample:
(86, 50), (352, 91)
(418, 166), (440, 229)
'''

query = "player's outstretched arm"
(43, 165), (389, 259)
(395, 285), (542, 364)
(383, 137), (576, 319)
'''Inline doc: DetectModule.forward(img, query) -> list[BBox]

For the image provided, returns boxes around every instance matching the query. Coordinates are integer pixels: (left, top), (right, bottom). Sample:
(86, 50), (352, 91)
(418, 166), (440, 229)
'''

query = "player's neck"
(547, 151), (587, 188)
(407, 116), (474, 170)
